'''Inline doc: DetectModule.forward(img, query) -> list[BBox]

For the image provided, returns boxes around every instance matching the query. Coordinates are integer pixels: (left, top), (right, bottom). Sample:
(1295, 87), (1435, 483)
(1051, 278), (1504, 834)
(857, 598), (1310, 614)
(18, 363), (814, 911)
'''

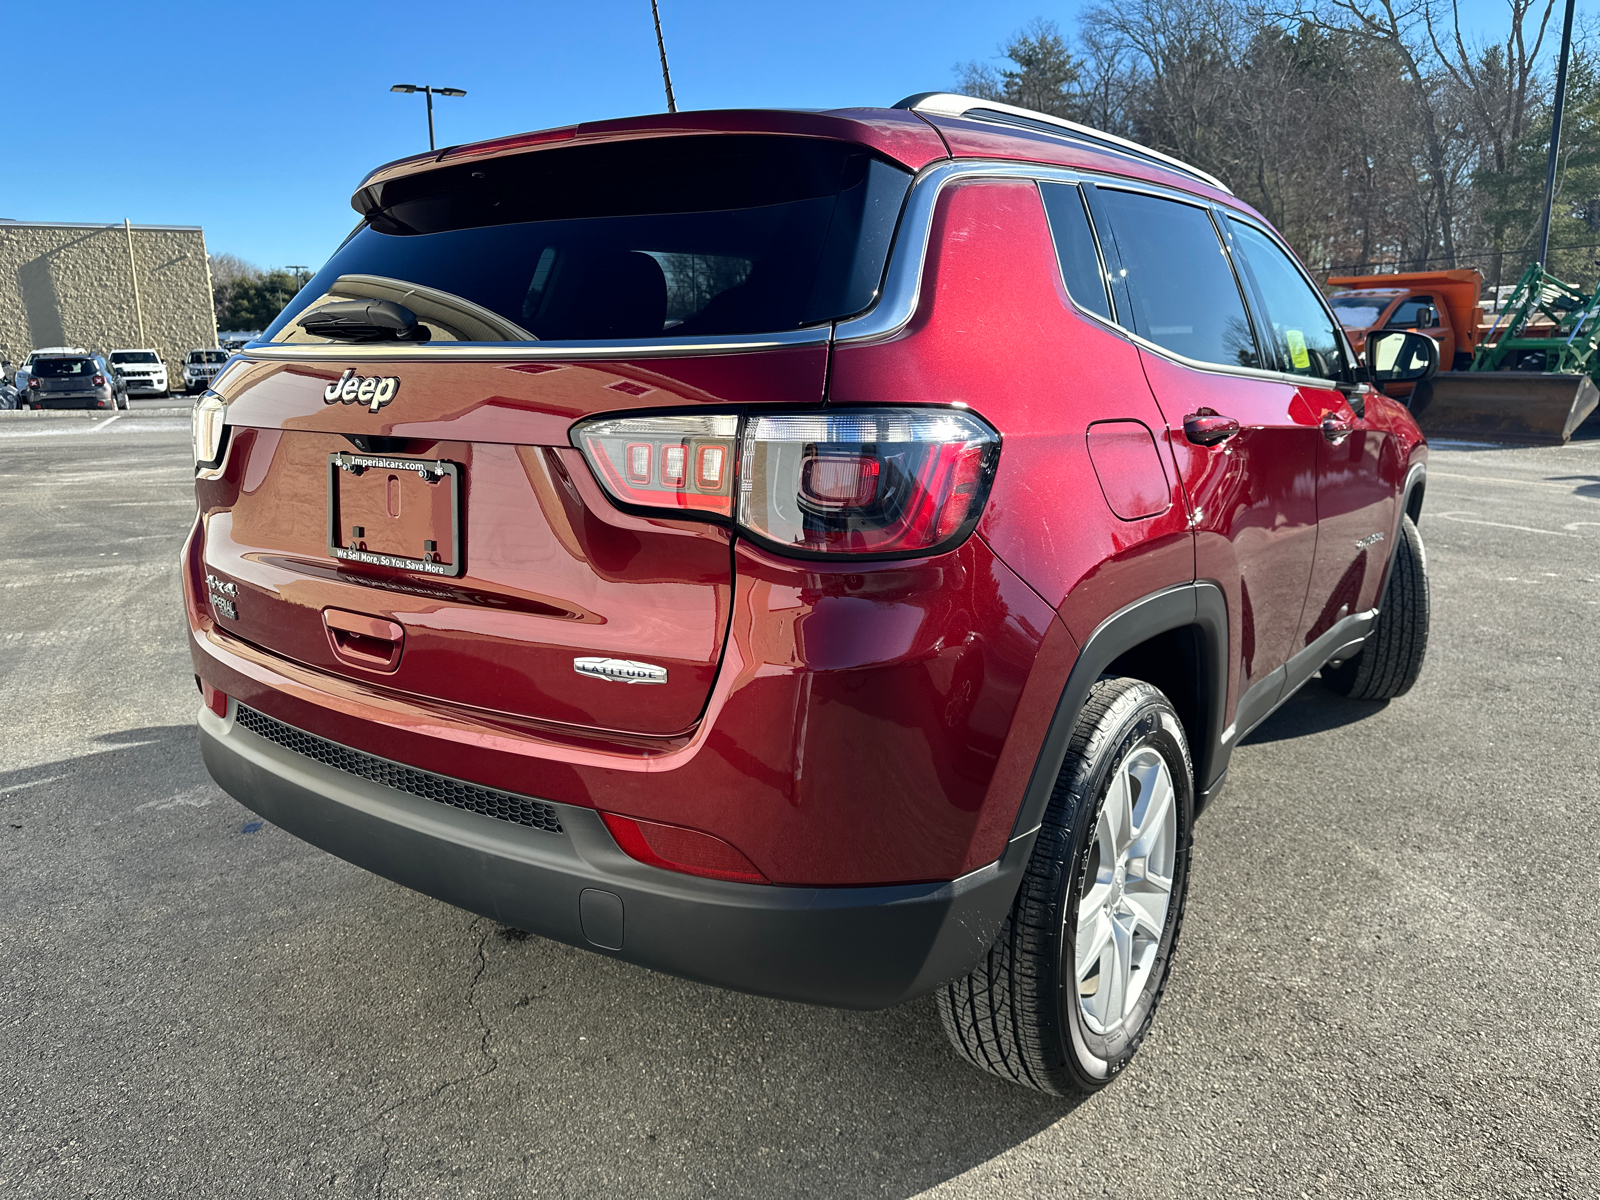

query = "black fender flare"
(1374, 461), (1427, 598)
(1007, 581), (1231, 847)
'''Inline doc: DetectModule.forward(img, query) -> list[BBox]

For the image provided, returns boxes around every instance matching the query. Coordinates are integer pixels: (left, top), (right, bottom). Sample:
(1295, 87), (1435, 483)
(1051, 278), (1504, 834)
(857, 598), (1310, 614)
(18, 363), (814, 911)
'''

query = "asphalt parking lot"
(3, 409), (1598, 1198)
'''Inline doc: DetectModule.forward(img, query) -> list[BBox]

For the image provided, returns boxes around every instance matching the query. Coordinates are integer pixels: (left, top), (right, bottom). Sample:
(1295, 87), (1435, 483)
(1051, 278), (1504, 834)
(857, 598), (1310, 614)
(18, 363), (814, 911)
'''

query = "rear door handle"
(1183, 409), (1240, 446)
(1321, 413), (1354, 444)
(323, 608), (405, 672)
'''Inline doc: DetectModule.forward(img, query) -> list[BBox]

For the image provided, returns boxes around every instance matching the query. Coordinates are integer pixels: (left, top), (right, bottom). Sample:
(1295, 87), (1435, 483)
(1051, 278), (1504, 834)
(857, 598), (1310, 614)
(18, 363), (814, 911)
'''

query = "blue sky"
(4, 0), (1550, 271)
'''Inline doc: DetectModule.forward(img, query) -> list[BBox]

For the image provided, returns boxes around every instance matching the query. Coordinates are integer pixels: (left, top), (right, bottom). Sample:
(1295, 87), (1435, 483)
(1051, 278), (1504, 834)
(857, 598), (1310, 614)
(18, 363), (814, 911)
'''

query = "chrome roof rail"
(895, 92), (1232, 195)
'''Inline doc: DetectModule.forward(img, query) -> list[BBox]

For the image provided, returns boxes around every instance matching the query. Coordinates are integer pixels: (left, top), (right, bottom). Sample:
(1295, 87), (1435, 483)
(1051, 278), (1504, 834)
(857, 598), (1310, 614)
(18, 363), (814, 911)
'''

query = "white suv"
(109, 349), (169, 397)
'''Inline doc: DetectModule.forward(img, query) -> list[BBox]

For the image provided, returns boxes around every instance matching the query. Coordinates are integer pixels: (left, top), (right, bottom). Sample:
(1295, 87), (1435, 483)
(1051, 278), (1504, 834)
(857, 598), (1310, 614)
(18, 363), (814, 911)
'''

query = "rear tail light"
(93, 374), (106, 386)
(27, 378), (38, 389)
(192, 390), (228, 467)
(574, 407), (999, 558)
(574, 414), (737, 517)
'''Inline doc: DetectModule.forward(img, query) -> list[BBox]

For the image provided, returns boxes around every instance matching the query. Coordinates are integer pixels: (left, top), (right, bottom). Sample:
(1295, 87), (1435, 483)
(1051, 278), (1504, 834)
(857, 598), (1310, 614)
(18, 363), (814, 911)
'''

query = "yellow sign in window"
(1285, 329), (1311, 370)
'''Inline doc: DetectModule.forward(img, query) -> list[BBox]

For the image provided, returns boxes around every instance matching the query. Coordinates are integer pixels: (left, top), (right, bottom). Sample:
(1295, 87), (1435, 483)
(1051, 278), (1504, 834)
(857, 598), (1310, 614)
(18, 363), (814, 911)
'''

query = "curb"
(0, 406), (191, 422)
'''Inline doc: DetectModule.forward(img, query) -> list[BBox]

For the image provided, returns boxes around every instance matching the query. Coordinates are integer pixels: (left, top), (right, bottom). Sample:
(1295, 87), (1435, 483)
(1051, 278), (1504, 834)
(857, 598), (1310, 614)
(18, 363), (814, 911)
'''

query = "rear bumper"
(198, 701), (1031, 1009)
(34, 393), (111, 408)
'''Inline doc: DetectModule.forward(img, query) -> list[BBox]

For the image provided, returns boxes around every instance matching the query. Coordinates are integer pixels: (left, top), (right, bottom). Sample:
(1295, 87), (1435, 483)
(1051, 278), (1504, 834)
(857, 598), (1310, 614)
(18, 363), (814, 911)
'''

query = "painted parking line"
(1434, 511), (1584, 537)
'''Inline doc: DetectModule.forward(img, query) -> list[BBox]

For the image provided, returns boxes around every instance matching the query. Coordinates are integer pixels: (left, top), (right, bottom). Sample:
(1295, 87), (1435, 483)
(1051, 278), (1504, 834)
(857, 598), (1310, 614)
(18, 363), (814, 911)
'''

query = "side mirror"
(1415, 305), (1437, 328)
(1366, 329), (1438, 385)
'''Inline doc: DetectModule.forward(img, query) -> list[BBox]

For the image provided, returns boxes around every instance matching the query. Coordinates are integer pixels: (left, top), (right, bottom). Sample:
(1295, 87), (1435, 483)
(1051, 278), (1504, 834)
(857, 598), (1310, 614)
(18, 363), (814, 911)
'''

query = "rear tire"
(1321, 514), (1429, 699)
(937, 678), (1193, 1096)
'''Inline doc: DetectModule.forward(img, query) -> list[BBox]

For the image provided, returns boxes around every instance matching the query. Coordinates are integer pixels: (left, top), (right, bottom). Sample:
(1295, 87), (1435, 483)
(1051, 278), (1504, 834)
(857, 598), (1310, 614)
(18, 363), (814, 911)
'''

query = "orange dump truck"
(1326, 269), (1486, 372)
(1328, 268), (1597, 444)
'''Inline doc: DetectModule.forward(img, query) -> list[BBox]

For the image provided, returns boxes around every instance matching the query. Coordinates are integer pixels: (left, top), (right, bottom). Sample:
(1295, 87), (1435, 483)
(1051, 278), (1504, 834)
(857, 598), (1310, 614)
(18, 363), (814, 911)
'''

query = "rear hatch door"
(208, 352), (827, 735)
(201, 130), (914, 735)
(34, 358), (98, 395)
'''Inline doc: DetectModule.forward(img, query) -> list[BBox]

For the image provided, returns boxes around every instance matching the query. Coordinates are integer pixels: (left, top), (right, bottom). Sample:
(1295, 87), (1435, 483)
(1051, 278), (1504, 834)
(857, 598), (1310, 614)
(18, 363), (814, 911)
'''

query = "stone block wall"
(0, 221), (218, 379)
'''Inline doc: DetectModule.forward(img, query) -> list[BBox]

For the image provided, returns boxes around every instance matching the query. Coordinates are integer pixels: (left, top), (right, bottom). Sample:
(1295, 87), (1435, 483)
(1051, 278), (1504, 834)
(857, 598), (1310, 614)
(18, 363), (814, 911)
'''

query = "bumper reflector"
(201, 680), (228, 717)
(600, 813), (768, 884)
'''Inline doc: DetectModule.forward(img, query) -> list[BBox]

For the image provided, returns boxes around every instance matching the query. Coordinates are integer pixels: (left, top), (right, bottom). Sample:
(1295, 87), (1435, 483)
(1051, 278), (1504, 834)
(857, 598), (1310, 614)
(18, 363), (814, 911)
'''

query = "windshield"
(1329, 300), (1385, 328)
(265, 135), (912, 344)
(190, 350), (227, 363)
(33, 358), (97, 378)
(111, 351), (160, 364)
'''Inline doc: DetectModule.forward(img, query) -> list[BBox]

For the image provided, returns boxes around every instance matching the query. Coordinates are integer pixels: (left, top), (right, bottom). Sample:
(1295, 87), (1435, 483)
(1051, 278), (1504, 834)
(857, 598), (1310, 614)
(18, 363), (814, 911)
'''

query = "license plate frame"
(325, 452), (463, 577)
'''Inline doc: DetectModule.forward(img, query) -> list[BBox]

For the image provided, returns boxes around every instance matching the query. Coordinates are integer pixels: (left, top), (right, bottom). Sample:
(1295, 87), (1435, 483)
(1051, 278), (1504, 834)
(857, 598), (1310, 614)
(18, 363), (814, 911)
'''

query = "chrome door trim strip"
(238, 327), (831, 364)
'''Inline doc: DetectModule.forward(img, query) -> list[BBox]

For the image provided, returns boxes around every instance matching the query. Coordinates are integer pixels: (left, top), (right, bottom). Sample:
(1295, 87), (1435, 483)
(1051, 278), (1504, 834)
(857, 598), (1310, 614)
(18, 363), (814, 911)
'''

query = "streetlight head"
(390, 84), (418, 93)
(437, 88), (467, 97)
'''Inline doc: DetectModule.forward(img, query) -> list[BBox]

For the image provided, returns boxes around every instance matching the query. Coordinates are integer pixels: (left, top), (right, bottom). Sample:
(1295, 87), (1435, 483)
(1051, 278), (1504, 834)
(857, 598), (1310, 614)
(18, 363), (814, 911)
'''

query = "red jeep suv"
(184, 93), (1433, 1095)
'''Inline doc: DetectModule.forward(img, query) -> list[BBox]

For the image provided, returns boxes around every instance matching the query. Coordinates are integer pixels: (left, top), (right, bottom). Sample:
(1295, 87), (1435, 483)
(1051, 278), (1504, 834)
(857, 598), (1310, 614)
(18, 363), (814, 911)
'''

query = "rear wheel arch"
(1010, 583), (1228, 844)
(1404, 470), (1426, 526)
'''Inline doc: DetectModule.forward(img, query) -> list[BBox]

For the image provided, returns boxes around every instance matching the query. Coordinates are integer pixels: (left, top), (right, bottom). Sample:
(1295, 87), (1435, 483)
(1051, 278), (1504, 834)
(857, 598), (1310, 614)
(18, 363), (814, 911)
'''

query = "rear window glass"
(1094, 188), (1260, 369)
(1039, 182), (1113, 321)
(33, 358), (96, 378)
(265, 135), (912, 344)
(111, 351), (159, 364)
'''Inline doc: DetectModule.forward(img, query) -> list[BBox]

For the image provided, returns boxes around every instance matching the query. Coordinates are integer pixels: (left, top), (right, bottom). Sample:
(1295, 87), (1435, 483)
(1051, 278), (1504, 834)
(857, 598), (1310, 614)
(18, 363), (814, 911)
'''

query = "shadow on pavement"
(1240, 682), (1388, 745)
(4, 722), (1074, 1198)
(1544, 473), (1600, 499)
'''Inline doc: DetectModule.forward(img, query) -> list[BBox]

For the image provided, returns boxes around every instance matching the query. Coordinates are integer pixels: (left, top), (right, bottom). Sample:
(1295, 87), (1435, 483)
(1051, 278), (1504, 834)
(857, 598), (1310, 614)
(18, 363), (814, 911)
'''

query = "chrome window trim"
(838, 159), (1356, 394)
(839, 161), (1255, 347)
(237, 326), (831, 363)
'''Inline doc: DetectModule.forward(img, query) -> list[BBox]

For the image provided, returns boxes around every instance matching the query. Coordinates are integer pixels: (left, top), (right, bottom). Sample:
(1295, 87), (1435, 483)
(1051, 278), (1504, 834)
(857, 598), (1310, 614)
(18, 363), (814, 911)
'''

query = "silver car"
(182, 348), (229, 395)
(22, 353), (127, 410)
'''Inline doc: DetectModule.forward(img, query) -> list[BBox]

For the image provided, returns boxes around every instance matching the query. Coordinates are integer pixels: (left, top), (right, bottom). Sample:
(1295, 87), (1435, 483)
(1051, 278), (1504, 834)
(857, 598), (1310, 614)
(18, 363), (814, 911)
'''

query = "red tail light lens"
(28, 378), (39, 389)
(575, 414), (737, 517)
(574, 407), (999, 558)
(93, 374), (106, 386)
(740, 409), (999, 556)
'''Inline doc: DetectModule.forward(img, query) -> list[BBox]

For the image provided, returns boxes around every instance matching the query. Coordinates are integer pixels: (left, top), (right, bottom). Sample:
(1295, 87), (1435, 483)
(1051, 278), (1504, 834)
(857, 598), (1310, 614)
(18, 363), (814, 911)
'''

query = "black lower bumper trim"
(198, 704), (1031, 1009)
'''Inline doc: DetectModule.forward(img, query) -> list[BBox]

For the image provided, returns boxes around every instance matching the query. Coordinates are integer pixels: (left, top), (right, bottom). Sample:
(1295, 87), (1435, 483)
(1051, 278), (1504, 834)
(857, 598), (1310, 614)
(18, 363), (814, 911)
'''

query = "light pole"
(1535, 0), (1577, 270)
(390, 84), (467, 152)
(650, 0), (677, 113)
(285, 265), (309, 291)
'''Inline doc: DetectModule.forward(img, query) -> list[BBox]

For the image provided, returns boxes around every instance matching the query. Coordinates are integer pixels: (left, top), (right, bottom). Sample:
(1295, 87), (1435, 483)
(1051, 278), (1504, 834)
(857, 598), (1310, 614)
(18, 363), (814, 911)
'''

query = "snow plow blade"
(1411, 372), (1599, 445)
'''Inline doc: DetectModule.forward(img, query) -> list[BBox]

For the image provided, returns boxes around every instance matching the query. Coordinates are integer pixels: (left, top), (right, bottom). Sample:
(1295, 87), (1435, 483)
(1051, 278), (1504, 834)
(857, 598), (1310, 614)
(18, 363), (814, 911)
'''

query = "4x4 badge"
(324, 369), (400, 413)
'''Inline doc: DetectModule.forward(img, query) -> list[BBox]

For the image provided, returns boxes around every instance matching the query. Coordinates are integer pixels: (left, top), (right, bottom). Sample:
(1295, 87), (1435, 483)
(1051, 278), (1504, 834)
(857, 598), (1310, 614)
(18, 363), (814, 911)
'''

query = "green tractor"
(1419, 262), (1600, 445)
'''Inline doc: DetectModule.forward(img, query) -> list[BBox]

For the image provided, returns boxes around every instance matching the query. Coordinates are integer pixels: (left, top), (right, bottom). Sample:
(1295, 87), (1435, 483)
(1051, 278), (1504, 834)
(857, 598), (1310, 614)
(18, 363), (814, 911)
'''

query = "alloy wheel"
(1072, 743), (1178, 1034)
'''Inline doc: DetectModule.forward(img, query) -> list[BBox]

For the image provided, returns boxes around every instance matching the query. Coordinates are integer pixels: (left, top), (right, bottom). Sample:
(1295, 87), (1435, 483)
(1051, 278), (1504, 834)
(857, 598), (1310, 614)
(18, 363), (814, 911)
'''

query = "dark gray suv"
(22, 354), (127, 410)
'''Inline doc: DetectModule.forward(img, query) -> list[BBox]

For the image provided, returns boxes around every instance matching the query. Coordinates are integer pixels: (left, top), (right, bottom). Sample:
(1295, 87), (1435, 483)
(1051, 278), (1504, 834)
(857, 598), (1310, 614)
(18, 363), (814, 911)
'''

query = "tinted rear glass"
(265, 135), (912, 344)
(33, 358), (97, 378)
(1094, 188), (1260, 369)
(1039, 182), (1113, 321)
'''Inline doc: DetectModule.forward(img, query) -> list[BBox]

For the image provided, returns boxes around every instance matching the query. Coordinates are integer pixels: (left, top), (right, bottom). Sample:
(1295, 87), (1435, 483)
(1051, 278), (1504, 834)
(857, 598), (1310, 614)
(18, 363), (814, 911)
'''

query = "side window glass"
(1228, 219), (1346, 381)
(1386, 296), (1434, 329)
(1094, 188), (1259, 369)
(1039, 183), (1113, 321)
